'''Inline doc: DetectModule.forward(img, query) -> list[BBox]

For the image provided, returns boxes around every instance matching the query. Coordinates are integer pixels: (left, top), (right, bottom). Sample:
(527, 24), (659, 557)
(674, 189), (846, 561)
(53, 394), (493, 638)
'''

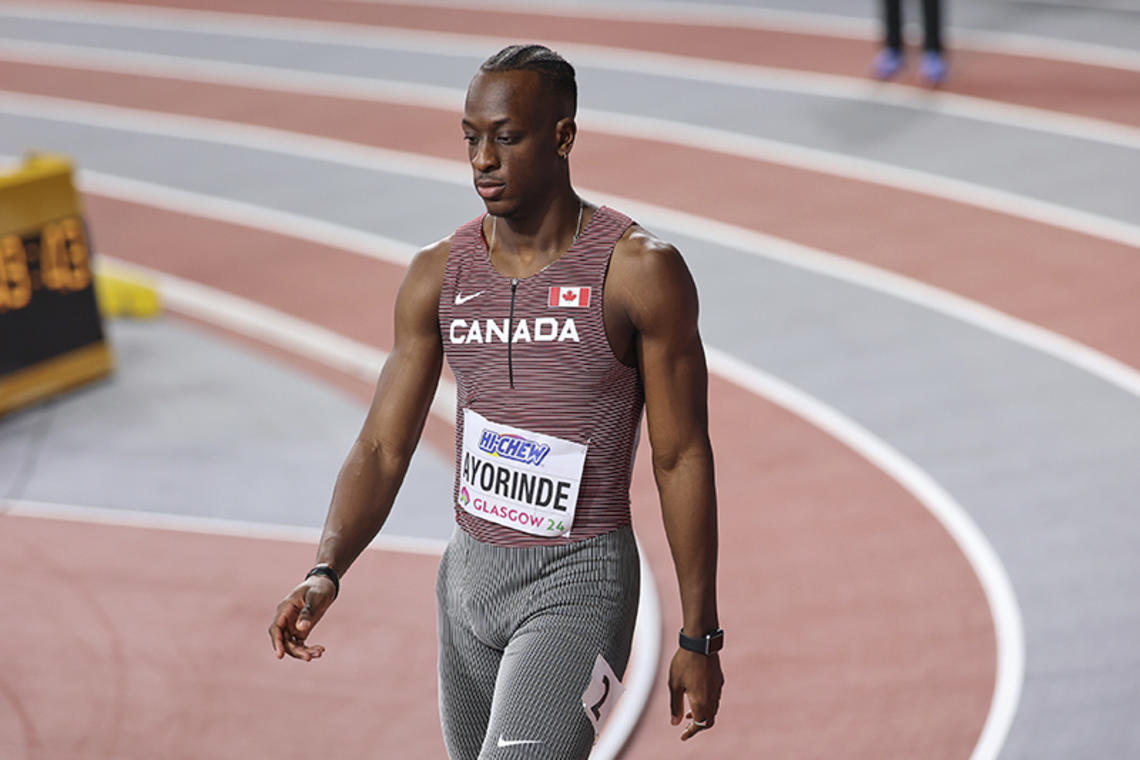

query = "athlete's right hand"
(268, 576), (336, 661)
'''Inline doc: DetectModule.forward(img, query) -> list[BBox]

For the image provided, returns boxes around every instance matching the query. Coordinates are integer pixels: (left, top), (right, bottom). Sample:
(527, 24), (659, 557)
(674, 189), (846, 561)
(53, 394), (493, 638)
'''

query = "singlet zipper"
(507, 277), (519, 389)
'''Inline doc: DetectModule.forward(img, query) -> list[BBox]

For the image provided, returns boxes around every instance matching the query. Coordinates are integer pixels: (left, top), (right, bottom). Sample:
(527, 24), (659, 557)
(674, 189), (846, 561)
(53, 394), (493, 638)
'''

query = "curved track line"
(4, 87), (1139, 251)
(705, 348), (1023, 760)
(99, 254), (457, 421)
(3, 95), (1136, 397)
(6, 38), (1140, 152)
(7, 1), (1140, 131)
(4, 497), (448, 552)
(346, 0), (1140, 72)
(337, 0), (884, 37)
(28, 253), (663, 760)
(6, 53), (1140, 253)
(23, 0), (1140, 72)
(80, 178), (1008, 759)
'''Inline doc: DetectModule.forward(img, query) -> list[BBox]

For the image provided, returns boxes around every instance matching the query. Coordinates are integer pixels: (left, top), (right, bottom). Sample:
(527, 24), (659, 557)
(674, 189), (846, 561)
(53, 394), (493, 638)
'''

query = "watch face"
(708, 630), (724, 654)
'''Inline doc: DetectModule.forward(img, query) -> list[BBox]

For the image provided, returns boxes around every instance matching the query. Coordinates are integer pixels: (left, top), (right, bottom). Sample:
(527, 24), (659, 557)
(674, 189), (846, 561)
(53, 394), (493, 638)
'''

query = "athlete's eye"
(463, 134), (477, 145)
(496, 134), (518, 145)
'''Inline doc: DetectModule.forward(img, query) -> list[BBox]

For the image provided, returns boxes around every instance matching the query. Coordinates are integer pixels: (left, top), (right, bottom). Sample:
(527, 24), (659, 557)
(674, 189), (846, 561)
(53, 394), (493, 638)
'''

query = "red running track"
(1, 1), (1072, 755)
(0, 195), (997, 758)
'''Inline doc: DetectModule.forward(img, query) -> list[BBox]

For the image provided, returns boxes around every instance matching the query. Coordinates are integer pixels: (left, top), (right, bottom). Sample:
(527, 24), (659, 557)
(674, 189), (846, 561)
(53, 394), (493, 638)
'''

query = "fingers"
(680, 711), (714, 742)
(281, 633), (326, 661)
(668, 680), (684, 726)
(268, 597), (300, 659)
(268, 585), (330, 661)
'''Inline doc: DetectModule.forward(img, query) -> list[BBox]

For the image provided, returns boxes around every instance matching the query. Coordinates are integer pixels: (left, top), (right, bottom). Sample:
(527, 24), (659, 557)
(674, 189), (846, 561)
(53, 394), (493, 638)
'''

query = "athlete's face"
(463, 70), (571, 217)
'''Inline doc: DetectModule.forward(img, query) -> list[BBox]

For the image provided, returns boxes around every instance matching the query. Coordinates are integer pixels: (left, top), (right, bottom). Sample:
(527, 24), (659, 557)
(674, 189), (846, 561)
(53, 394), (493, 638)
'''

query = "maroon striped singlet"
(439, 206), (644, 546)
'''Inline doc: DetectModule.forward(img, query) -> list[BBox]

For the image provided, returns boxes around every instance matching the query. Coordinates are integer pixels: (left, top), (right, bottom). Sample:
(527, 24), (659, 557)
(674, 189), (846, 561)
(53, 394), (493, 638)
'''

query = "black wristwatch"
(679, 627), (724, 655)
(305, 564), (340, 599)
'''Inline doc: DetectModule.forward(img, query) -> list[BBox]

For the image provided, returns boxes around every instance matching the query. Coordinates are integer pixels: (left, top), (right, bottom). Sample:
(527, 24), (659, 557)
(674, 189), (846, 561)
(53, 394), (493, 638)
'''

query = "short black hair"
(480, 44), (577, 118)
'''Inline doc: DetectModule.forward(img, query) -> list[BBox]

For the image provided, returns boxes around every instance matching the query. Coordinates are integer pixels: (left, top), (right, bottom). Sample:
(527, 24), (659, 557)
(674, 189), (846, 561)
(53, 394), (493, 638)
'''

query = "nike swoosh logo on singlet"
(497, 736), (543, 747)
(455, 291), (484, 305)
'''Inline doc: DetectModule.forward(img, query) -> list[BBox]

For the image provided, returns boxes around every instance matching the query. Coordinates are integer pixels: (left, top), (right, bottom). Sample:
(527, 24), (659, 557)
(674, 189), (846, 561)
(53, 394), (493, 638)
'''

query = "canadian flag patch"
(548, 286), (591, 308)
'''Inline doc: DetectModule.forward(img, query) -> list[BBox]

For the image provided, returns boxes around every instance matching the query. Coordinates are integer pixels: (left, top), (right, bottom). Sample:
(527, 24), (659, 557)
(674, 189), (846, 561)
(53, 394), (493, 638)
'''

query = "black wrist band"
(679, 627), (724, 655)
(305, 564), (340, 599)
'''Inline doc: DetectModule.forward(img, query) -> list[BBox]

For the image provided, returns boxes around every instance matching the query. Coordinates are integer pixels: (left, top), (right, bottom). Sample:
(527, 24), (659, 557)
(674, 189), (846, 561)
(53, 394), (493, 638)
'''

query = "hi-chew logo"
(549, 286), (591, 308)
(479, 429), (551, 466)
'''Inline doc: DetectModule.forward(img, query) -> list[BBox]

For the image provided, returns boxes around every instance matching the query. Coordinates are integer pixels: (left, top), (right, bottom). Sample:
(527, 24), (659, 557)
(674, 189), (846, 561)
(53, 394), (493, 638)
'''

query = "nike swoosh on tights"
(497, 736), (543, 748)
(455, 291), (484, 305)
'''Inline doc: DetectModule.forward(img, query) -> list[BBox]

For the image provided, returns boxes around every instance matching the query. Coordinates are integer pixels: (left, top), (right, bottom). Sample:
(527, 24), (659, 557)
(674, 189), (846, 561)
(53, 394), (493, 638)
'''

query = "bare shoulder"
(400, 235), (452, 297)
(396, 235), (453, 327)
(613, 225), (685, 275)
(407, 235), (452, 282)
(610, 224), (697, 323)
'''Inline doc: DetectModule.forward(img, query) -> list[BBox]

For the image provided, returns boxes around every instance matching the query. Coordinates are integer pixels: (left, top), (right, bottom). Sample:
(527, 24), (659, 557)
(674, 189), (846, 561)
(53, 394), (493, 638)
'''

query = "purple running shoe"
(873, 48), (905, 79)
(920, 51), (948, 85)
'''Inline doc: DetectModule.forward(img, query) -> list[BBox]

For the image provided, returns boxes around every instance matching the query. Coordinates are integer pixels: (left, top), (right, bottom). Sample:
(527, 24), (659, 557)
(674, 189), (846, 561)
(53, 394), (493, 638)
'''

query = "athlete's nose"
(471, 138), (499, 172)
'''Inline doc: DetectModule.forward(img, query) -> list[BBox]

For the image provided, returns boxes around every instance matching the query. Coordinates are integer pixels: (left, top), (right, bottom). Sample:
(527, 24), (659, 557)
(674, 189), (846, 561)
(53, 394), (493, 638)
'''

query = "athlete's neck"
(488, 191), (587, 276)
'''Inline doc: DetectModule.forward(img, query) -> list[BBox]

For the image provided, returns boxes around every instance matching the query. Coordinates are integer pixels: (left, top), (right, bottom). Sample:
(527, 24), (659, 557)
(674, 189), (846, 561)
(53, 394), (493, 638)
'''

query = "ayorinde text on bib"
(459, 409), (588, 537)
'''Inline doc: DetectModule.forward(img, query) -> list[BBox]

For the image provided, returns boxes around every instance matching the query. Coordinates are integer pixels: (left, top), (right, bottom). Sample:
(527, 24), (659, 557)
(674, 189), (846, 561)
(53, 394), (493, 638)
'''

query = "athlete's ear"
(555, 117), (576, 159)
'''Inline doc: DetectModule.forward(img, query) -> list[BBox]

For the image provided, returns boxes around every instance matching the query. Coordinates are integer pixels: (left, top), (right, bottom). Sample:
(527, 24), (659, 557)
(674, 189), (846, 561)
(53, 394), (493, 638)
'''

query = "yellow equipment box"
(0, 154), (113, 416)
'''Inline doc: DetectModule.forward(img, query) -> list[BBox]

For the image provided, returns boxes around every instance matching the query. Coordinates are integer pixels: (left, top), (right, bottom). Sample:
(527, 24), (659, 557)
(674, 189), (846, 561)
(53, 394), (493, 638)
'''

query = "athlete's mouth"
(475, 180), (506, 200)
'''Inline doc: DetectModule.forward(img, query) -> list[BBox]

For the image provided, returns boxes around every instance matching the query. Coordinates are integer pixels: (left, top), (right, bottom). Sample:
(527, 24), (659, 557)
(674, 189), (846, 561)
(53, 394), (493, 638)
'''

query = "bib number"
(581, 654), (624, 738)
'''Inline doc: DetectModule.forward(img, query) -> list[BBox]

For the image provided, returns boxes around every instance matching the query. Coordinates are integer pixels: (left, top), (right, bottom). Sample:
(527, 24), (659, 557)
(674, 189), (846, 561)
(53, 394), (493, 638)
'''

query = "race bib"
(582, 654), (625, 739)
(459, 408), (588, 538)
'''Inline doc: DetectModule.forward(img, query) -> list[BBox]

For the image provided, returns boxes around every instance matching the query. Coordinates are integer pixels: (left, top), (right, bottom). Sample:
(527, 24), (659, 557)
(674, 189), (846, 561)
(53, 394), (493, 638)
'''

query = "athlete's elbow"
(651, 437), (714, 477)
(357, 434), (416, 473)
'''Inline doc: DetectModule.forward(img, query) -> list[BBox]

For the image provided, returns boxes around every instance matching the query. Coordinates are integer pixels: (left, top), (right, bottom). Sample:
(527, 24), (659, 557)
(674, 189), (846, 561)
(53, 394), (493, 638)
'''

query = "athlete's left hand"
(668, 648), (724, 740)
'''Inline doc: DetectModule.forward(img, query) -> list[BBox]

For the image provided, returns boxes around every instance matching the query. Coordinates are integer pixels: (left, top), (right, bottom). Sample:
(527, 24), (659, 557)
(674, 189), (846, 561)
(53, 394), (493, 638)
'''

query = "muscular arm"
(614, 229), (723, 738)
(314, 242), (448, 576)
(269, 239), (448, 660)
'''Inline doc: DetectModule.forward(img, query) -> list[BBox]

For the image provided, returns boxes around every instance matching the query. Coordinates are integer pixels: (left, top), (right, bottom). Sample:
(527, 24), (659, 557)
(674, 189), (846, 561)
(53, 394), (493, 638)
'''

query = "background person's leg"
(875, 0), (906, 78)
(884, 0), (904, 51)
(920, 0), (949, 83)
(922, 0), (944, 52)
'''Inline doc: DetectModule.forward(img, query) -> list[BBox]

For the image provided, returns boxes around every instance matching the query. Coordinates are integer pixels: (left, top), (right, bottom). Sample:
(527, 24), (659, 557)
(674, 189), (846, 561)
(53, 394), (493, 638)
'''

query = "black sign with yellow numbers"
(1, 155), (112, 416)
(2, 216), (102, 369)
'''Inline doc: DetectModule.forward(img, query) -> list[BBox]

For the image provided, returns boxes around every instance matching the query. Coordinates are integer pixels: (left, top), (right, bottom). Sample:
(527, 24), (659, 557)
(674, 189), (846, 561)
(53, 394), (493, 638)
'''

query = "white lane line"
(13, 0), (1140, 72)
(93, 210), (1018, 760)
(596, 543), (660, 760)
(705, 348), (1023, 760)
(2, 91), (1140, 249)
(1, 497), (450, 554)
(96, 253), (458, 423)
(4, 95), (1140, 404)
(88, 172), (417, 269)
(5, 17), (1140, 154)
(343, 0), (1140, 72)
(4, 40), (1140, 157)
(85, 257), (657, 760)
(604, 195), (1140, 402)
(338, 0), (883, 38)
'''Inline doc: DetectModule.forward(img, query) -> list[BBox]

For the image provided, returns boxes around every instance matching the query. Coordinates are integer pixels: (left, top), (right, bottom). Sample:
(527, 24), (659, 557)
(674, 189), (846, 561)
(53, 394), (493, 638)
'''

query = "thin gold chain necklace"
(489, 200), (584, 261)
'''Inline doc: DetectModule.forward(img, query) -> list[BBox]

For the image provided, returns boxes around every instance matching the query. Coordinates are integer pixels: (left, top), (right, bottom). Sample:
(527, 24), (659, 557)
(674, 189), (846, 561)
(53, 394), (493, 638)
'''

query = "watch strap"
(679, 627), (724, 655)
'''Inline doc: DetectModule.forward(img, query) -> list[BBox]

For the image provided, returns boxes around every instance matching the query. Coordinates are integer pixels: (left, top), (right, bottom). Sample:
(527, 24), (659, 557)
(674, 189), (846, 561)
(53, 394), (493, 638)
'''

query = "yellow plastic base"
(95, 269), (163, 319)
(0, 341), (115, 416)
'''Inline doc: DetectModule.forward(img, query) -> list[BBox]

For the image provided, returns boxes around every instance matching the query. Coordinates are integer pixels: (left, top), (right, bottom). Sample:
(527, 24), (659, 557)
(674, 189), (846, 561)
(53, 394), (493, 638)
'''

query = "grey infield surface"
(1, 2), (1139, 757)
(0, 318), (456, 542)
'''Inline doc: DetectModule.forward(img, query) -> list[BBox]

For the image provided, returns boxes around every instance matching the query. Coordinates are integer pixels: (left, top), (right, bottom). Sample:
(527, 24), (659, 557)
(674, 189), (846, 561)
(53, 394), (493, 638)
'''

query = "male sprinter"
(269, 45), (723, 759)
